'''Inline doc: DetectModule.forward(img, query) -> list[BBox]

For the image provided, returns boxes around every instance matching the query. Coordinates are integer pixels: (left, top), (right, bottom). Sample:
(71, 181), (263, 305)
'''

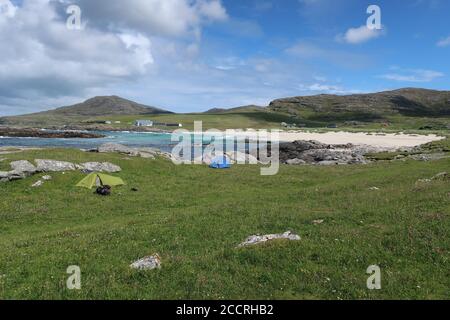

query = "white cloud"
(0, 0), (228, 114)
(379, 69), (444, 82)
(0, 1), (153, 93)
(437, 36), (450, 47)
(197, 0), (228, 21)
(298, 83), (361, 95)
(69, 0), (228, 38)
(0, 0), (16, 17)
(337, 25), (384, 44)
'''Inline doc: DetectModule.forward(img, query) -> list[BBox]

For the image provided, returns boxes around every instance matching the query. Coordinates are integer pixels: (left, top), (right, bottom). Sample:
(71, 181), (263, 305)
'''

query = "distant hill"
(0, 96), (172, 126)
(204, 105), (265, 114)
(1, 88), (449, 129)
(268, 88), (450, 120)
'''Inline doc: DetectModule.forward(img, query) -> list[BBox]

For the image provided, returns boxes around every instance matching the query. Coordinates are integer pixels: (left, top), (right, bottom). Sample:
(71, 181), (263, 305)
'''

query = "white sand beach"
(276, 131), (445, 148)
(199, 130), (445, 150)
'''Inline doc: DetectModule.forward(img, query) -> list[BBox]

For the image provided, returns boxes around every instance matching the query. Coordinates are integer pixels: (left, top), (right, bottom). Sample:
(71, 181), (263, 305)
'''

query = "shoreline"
(0, 127), (446, 153)
(0, 127), (105, 139)
(190, 130), (446, 149)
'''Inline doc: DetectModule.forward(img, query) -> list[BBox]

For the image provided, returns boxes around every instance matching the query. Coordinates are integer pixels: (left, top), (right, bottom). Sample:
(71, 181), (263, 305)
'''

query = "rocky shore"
(278, 140), (375, 165)
(50, 124), (170, 133)
(0, 127), (105, 139)
(0, 159), (121, 183)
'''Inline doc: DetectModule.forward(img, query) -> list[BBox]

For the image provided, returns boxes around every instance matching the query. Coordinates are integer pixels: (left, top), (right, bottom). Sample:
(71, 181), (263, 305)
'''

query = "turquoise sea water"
(0, 131), (177, 152)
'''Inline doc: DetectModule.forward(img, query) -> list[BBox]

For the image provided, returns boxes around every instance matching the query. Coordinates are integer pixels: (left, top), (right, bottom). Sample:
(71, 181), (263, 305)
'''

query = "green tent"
(76, 173), (125, 189)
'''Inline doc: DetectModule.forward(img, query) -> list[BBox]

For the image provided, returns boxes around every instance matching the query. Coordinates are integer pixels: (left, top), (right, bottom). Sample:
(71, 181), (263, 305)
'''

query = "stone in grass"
(80, 162), (122, 173)
(130, 254), (161, 270)
(431, 172), (448, 181)
(0, 171), (9, 179)
(42, 175), (52, 181)
(313, 219), (324, 225)
(31, 180), (44, 188)
(417, 172), (448, 184)
(10, 160), (37, 174)
(35, 159), (78, 172)
(238, 231), (300, 248)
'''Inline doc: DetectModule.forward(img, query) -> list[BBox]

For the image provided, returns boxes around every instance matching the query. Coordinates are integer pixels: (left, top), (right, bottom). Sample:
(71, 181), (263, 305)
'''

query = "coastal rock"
(286, 158), (306, 165)
(80, 162), (122, 173)
(0, 128), (104, 139)
(98, 143), (170, 160)
(130, 254), (161, 270)
(10, 160), (37, 174)
(238, 231), (301, 247)
(317, 160), (340, 166)
(282, 140), (330, 153)
(35, 159), (77, 172)
(279, 140), (368, 165)
(98, 143), (135, 154)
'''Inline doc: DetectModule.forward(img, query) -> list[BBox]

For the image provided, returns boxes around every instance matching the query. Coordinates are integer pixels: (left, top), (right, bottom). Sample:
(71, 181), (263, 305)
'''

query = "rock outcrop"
(80, 162), (122, 173)
(10, 160), (37, 174)
(35, 159), (79, 172)
(0, 127), (104, 139)
(279, 140), (368, 165)
(97, 143), (171, 160)
(0, 159), (122, 183)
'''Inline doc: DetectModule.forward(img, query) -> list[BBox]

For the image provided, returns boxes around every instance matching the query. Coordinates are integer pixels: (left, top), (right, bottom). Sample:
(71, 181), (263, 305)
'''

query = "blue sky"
(0, 0), (449, 115)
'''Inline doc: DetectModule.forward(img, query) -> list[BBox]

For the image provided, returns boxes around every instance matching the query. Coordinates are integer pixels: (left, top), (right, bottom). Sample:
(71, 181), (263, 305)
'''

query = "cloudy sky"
(0, 0), (449, 115)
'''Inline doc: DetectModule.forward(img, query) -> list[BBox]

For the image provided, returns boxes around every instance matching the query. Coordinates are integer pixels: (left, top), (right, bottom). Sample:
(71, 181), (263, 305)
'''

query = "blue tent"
(209, 155), (231, 169)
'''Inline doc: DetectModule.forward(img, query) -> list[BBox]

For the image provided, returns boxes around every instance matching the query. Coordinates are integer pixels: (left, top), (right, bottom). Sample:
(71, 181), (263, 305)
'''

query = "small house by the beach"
(134, 120), (154, 127)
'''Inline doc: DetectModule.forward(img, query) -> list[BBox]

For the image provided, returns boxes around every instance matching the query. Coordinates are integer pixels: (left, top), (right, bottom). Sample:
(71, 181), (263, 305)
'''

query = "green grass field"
(85, 113), (450, 132)
(3, 108), (449, 133)
(0, 147), (449, 299)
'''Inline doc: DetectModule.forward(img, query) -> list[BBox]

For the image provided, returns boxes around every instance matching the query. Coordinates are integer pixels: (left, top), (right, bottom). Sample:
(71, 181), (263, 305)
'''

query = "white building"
(134, 120), (154, 127)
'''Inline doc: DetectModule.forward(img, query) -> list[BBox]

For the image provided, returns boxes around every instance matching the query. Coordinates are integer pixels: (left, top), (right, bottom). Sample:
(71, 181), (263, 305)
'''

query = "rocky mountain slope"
(268, 88), (450, 119)
(0, 96), (172, 126)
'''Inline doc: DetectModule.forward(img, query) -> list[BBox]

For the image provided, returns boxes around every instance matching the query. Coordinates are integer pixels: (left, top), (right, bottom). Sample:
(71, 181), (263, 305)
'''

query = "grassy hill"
(268, 88), (450, 125)
(0, 96), (172, 127)
(0, 146), (449, 299)
(204, 105), (266, 114)
(1, 88), (449, 131)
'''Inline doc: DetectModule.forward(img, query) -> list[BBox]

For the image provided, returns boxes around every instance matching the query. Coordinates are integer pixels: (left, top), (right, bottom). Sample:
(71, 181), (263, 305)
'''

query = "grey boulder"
(98, 143), (135, 155)
(0, 171), (9, 179)
(238, 231), (301, 247)
(98, 143), (170, 160)
(10, 160), (37, 174)
(130, 254), (161, 270)
(31, 180), (44, 188)
(286, 158), (306, 165)
(81, 162), (122, 173)
(35, 159), (78, 172)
